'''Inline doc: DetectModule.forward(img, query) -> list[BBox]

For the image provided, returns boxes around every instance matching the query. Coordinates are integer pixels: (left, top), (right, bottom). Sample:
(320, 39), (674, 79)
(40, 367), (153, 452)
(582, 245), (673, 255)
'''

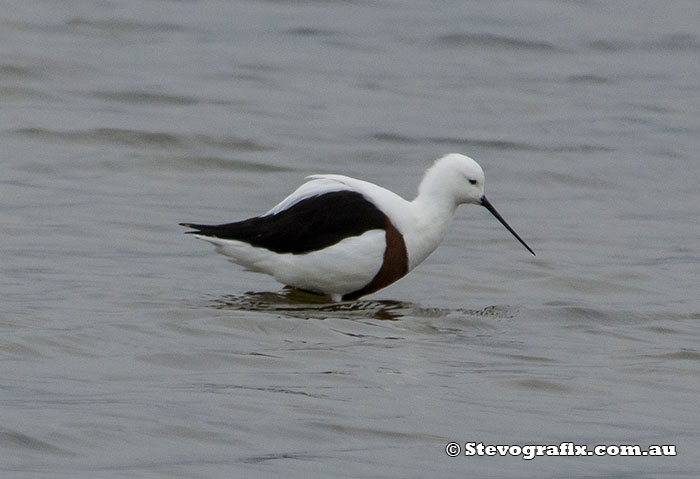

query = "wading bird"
(181, 153), (534, 301)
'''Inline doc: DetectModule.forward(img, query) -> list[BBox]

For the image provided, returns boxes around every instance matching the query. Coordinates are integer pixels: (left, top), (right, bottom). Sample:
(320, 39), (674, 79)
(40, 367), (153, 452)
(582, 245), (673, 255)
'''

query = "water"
(2, 0), (699, 477)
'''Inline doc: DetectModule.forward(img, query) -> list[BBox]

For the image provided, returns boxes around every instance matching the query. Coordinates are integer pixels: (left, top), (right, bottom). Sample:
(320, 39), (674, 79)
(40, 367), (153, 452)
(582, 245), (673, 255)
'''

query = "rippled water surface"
(2, 1), (700, 477)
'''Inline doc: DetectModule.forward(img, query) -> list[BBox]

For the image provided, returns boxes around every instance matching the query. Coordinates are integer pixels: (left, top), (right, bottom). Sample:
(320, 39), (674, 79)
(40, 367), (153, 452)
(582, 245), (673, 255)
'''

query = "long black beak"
(480, 196), (535, 256)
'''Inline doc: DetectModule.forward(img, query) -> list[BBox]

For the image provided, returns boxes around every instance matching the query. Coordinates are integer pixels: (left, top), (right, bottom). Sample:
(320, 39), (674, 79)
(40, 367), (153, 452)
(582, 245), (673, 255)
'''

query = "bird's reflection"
(209, 289), (517, 323)
(210, 289), (411, 321)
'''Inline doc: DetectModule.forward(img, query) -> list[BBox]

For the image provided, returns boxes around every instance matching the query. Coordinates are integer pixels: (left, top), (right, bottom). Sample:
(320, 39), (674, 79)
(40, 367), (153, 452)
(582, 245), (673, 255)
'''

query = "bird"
(180, 153), (535, 302)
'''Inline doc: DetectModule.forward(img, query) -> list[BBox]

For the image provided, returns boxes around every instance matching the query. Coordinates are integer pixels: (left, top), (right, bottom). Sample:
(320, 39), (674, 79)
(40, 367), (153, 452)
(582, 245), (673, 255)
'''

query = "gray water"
(2, 1), (700, 477)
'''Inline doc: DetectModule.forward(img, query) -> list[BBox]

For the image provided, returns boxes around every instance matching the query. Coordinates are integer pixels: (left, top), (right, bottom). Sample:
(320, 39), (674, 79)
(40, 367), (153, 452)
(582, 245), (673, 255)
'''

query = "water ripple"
(0, 427), (73, 456)
(588, 33), (700, 52)
(433, 32), (558, 51)
(64, 17), (187, 35)
(13, 127), (272, 152)
(147, 155), (292, 173)
(370, 132), (612, 154)
(91, 90), (200, 106)
(207, 291), (517, 323)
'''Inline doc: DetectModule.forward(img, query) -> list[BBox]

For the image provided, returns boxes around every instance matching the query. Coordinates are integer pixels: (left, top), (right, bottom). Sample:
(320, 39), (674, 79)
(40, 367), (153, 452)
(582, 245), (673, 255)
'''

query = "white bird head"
(419, 153), (535, 256)
(426, 153), (486, 205)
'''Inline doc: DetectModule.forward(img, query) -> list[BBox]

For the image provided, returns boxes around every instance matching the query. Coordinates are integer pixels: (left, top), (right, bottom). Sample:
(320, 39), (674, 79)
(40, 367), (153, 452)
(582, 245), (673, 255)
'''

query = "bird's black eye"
(468, 178), (478, 185)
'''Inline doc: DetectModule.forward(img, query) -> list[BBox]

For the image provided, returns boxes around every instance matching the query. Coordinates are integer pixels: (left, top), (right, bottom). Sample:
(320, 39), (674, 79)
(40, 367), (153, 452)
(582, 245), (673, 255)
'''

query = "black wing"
(180, 191), (388, 255)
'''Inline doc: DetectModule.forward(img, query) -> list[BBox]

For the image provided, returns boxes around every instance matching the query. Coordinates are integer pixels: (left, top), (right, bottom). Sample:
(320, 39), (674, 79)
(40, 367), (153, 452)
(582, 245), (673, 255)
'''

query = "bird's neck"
(404, 190), (459, 270)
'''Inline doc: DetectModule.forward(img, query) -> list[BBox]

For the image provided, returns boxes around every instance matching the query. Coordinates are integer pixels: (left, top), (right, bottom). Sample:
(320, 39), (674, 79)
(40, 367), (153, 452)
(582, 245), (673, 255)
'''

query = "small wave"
(646, 350), (700, 361)
(91, 90), (199, 106)
(15, 127), (185, 148)
(433, 32), (557, 51)
(0, 64), (41, 79)
(64, 17), (186, 35)
(566, 74), (614, 84)
(0, 426), (73, 456)
(588, 33), (700, 52)
(429, 136), (539, 152)
(456, 305), (517, 319)
(13, 127), (272, 152)
(285, 27), (340, 37)
(370, 132), (611, 154)
(0, 86), (54, 100)
(513, 378), (571, 393)
(370, 132), (536, 151)
(149, 155), (292, 172)
(370, 132), (419, 144)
